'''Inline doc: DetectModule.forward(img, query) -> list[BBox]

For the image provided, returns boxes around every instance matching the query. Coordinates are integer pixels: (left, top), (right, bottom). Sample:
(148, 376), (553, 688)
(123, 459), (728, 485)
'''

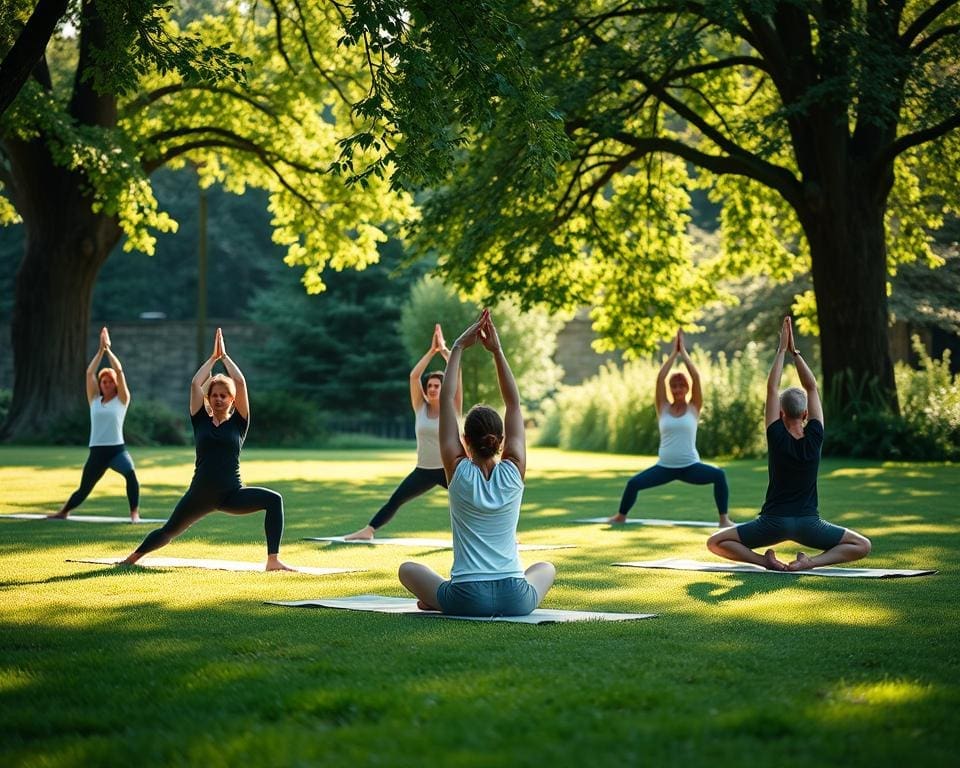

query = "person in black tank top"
(707, 317), (871, 570)
(123, 328), (293, 571)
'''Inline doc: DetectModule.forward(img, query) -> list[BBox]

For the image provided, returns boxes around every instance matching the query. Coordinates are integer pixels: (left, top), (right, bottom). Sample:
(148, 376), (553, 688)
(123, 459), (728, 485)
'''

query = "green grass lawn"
(2, 445), (958, 767)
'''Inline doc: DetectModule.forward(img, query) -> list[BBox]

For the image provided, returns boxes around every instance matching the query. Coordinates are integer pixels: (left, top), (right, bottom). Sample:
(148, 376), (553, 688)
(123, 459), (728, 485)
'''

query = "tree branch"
(121, 83), (281, 121)
(879, 111), (960, 165)
(0, 0), (69, 116)
(912, 22), (960, 54)
(900, 0), (959, 47)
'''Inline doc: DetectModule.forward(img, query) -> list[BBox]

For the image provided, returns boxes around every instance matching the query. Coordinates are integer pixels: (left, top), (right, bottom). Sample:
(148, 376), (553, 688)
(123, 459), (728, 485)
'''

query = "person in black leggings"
(50, 326), (140, 522)
(123, 328), (292, 571)
(344, 324), (462, 540)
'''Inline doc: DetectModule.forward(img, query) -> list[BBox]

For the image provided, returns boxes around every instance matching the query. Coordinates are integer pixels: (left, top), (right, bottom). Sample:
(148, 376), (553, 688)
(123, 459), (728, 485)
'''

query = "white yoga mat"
(574, 517), (718, 528)
(268, 594), (656, 624)
(3, 513), (166, 524)
(68, 557), (362, 576)
(613, 558), (937, 578)
(306, 536), (575, 551)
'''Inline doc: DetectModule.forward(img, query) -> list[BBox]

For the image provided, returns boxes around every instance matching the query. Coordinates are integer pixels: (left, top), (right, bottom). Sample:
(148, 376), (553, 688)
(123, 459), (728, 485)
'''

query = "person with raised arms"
(398, 309), (555, 616)
(344, 323), (462, 540)
(607, 329), (731, 527)
(706, 317), (871, 570)
(123, 328), (292, 571)
(50, 326), (141, 522)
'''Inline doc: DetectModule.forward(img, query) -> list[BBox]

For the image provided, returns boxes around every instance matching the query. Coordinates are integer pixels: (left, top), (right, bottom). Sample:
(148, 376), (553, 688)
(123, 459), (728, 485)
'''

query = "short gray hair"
(780, 387), (807, 419)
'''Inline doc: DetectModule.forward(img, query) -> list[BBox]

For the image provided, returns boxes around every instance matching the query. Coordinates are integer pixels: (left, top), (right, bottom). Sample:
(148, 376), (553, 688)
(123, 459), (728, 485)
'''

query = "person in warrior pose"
(50, 326), (140, 522)
(398, 309), (555, 616)
(123, 328), (292, 571)
(607, 329), (731, 527)
(706, 317), (871, 570)
(344, 324), (462, 540)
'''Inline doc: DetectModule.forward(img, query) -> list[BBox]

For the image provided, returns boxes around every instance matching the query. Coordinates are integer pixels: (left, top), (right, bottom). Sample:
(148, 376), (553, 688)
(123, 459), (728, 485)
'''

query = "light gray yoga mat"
(68, 556), (362, 576)
(3, 513), (166, 523)
(574, 517), (718, 528)
(305, 536), (575, 551)
(613, 558), (937, 578)
(268, 594), (656, 624)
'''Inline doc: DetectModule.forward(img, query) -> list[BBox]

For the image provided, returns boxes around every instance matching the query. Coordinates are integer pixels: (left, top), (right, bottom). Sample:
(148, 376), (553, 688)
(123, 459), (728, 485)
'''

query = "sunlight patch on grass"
(836, 679), (933, 706)
(717, 592), (897, 627)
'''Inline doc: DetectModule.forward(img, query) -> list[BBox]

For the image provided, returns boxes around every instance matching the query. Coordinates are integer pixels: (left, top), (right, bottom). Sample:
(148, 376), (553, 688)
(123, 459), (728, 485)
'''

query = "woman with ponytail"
(398, 309), (556, 616)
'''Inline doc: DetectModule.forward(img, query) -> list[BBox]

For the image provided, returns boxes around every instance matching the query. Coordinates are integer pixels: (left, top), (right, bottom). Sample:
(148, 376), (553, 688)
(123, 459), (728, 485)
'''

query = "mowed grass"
(1, 445), (959, 767)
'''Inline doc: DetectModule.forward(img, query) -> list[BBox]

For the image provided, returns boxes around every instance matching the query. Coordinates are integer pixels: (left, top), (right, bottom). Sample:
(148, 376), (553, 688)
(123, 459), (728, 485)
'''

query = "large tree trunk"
(806, 172), (899, 418)
(1, 139), (121, 440)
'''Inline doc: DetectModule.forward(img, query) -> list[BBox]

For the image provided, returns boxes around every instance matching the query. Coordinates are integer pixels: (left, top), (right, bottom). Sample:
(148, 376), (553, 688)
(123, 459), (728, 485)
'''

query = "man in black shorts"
(707, 317), (871, 571)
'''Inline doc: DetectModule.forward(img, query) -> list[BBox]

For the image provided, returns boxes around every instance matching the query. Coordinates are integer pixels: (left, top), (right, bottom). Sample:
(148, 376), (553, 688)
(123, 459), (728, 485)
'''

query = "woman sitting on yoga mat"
(344, 323), (462, 540)
(398, 309), (556, 616)
(123, 328), (292, 571)
(50, 326), (141, 522)
(607, 328), (731, 527)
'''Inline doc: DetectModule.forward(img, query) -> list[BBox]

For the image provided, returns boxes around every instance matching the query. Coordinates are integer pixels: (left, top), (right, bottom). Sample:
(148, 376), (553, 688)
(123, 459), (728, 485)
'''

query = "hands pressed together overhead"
(778, 316), (798, 356)
(453, 308), (501, 353)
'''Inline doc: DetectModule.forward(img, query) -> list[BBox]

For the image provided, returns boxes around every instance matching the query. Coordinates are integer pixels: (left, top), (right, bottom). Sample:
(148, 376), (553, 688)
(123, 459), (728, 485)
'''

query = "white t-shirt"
(447, 459), (524, 582)
(415, 403), (442, 469)
(89, 397), (127, 447)
(657, 408), (700, 467)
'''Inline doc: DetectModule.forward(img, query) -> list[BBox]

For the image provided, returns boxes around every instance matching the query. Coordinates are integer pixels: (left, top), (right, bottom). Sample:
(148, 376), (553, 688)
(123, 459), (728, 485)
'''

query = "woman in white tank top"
(607, 329), (731, 527)
(344, 324), (462, 540)
(49, 327), (141, 522)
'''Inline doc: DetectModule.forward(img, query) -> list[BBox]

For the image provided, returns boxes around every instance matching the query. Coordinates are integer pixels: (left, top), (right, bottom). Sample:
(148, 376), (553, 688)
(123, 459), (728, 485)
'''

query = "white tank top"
(89, 397), (128, 447)
(657, 408), (700, 467)
(415, 403), (442, 469)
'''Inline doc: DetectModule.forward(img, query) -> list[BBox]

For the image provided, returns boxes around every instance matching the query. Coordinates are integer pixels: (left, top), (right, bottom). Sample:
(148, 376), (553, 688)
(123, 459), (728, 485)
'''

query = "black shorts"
(737, 515), (845, 551)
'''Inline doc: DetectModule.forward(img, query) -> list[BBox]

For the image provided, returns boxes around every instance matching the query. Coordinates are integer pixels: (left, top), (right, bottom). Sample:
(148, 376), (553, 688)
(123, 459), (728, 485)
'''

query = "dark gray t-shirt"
(762, 419), (823, 517)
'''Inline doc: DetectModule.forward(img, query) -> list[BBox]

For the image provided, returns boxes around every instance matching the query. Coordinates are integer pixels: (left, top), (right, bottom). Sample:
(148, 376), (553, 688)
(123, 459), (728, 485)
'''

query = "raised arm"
(409, 326), (443, 412)
(789, 327), (823, 426)
(765, 317), (791, 427)
(677, 330), (702, 413)
(102, 345), (130, 406)
(85, 329), (108, 402)
(481, 310), (525, 479)
(217, 328), (249, 419)
(190, 332), (220, 415)
(441, 319), (484, 480)
(655, 336), (680, 414)
(435, 324), (463, 414)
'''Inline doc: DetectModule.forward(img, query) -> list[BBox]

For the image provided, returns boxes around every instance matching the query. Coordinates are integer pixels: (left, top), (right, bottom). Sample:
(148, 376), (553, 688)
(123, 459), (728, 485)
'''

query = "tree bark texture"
(1, 138), (121, 440)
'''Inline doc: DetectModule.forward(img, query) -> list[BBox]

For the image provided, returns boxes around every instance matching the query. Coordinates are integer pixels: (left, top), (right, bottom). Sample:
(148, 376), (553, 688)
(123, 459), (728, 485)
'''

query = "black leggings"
(65, 445), (139, 512)
(135, 484), (284, 555)
(618, 462), (728, 517)
(369, 467), (448, 529)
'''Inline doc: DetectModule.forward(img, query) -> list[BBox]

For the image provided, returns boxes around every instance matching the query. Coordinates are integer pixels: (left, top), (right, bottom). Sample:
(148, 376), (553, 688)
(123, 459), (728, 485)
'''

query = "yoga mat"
(613, 558), (937, 578)
(68, 557), (363, 576)
(268, 595), (656, 624)
(306, 536), (576, 551)
(3, 513), (166, 523)
(574, 517), (718, 528)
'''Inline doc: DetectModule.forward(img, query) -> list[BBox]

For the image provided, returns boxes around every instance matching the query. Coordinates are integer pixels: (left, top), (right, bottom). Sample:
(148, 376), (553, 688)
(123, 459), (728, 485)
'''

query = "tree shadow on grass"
(685, 576), (794, 603)
(2, 565), (171, 589)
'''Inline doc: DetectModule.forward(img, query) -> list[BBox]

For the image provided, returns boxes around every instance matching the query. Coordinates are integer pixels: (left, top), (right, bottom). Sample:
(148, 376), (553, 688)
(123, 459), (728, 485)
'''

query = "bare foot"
(121, 552), (143, 566)
(130, 509), (141, 523)
(763, 549), (788, 571)
(416, 600), (440, 612)
(787, 552), (815, 571)
(344, 526), (375, 541)
(606, 514), (628, 524)
(718, 514), (733, 528)
(47, 511), (69, 520)
(265, 555), (296, 572)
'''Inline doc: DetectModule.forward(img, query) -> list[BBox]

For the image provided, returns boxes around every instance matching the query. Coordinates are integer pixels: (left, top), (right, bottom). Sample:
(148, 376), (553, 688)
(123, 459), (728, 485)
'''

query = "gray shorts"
(737, 514), (846, 551)
(437, 577), (539, 617)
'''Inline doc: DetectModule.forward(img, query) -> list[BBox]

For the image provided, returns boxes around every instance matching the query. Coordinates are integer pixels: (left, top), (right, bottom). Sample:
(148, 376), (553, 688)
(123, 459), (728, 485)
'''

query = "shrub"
(0, 389), (10, 427)
(243, 390), (330, 447)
